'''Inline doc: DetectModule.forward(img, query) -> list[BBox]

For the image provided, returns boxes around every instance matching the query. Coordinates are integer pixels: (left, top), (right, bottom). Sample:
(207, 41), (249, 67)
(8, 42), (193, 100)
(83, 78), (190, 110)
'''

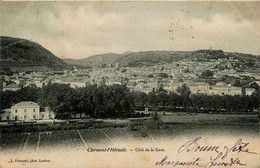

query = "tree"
(93, 85), (106, 117)
(201, 70), (214, 78)
(78, 85), (97, 117)
(38, 83), (73, 116)
(148, 92), (158, 107)
(184, 68), (190, 73)
(15, 86), (40, 103)
(102, 84), (134, 117)
(0, 91), (17, 110)
(157, 91), (169, 109)
(168, 91), (180, 109)
(191, 94), (202, 111)
(151, 111), (164, 129)
(158, 73), (169, 78)
(176, 84), (192, 110)
(157, 84), (166, 93)
(121, 77), (129, 86)
(233, 79), (241, 87)
(252, 86), (260, 111)
(241, 86), (246, 97)
(132, 91), (148, 108)
(65, 88), (82, 118)
(249, 82), (259, 90)
(1, 86), (43, 111)
(176, 84), (191, 97)
(147, 74), (153, 78)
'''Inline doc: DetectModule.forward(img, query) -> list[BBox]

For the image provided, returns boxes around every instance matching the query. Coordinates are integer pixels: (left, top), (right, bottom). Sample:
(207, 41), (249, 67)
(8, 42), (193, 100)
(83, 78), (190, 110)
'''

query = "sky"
(1, 2), (260, 59)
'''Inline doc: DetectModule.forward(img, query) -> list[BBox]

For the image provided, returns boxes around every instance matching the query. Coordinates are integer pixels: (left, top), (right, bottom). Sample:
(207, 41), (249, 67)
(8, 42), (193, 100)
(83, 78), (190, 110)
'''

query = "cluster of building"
(1, 56), (259, 122)
(1, 58), (259, 96)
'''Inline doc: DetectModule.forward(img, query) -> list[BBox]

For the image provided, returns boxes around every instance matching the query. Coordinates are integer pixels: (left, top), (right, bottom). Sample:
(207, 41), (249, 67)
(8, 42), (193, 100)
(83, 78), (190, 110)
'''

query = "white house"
(40, 107), (55, 120)
(10, 101), (40, 121)
(0, 101), (55, 121)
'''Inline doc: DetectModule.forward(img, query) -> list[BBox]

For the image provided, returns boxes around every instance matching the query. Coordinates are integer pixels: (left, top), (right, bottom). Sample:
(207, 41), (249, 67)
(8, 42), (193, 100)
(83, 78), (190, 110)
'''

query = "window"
(7, 116), (9, 121)
(24, 115), (27, 120)
(33, 115), (36, 119)
(33, 109), (36, 112)
(24, 109), (27, 112)
(42, 114), (44, 119)
(15, 109), (17, 113)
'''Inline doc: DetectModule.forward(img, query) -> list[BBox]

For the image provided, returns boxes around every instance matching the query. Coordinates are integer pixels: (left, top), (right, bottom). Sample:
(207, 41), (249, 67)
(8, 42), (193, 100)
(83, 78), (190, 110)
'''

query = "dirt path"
(22, 133), (30, 151)
(36, 132), (41, 153)
(77, 130), (88, 150)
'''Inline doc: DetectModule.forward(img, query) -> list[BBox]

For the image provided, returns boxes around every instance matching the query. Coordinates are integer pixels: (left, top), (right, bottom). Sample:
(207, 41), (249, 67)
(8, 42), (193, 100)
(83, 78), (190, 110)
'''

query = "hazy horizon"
(1, 2), (260, 59)
(2, 34), (260, 60)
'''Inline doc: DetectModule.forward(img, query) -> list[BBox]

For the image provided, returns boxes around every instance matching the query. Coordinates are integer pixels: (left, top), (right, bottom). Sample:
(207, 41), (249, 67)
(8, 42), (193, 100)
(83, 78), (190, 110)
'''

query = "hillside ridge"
(1, 36), (68, 74)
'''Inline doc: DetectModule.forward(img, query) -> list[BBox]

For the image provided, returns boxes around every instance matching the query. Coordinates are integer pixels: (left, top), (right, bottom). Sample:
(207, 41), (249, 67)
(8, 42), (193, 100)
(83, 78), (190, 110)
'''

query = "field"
(160, 112), (259, 124)
(1, 122), (259, 154)
(1, 113), (259, 153)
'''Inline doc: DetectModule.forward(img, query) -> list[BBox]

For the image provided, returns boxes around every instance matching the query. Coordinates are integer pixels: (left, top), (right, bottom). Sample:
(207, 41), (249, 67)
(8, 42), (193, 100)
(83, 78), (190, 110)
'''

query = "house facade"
(40, 107), (55, 120)
(10, 101), (40, 121)
(0, 101), (55, 121)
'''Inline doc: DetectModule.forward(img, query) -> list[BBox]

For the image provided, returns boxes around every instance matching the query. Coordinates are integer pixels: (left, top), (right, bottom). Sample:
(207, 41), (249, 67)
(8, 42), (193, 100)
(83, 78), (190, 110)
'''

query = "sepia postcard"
(0, 1), (260, 168)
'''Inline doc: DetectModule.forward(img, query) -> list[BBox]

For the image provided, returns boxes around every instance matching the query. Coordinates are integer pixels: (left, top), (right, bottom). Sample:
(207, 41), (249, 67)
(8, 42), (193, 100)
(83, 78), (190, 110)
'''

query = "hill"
(116, 50), (260, 68)
(64, 53), (125, 68)
(64, 49), (260, 69)
(1, 36), (68, 74)
(116, 51), (192, 67)
(64, 51), (194, 68)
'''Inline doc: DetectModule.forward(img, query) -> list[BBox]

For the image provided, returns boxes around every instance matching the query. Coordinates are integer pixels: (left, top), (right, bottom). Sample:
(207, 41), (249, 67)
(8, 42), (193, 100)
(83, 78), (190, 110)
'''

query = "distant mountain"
(64, 53), (125, 68)
(116, 50), (260, 68)
(62, 58), (92, 69)
(116, 51), (192, 67)
(64, 49), (260, 69)
(64, 51), (193, 68)
(121, 51), (133, 56)
(2, 36), (258, 76)
(1, 36), (68, 74)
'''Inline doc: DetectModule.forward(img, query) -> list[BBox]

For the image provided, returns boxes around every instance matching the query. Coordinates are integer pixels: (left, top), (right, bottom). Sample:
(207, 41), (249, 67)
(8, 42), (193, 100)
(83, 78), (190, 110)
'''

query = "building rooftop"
(12, 101), (39, 107)
(216, 82), (228, 86)
(4, 83), (20, 88)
